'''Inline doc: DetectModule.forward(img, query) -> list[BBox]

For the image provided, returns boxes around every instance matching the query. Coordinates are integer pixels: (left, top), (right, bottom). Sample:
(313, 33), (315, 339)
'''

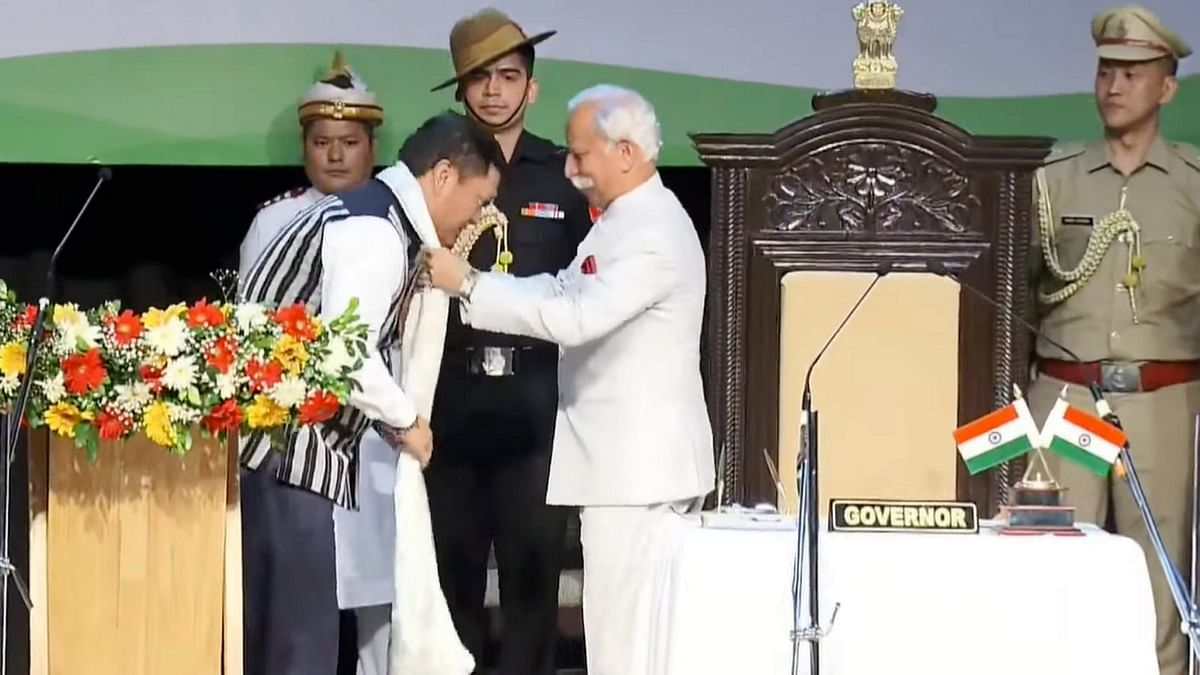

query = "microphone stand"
(1088, 384), (1200, 664)
(790, 268), (888, 675)
(1, 167), (110, 675)
(928, 262), (1200, 664)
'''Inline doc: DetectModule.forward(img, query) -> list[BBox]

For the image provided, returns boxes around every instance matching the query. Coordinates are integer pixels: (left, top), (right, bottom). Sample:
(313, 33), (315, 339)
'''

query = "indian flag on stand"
(1040, 398), (1126, 476)
(953, 399), (1040, 475)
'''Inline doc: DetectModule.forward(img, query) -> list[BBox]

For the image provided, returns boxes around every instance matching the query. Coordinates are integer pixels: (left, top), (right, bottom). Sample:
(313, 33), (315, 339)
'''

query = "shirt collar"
(374, 162), (439, 247)
(602, 171), (663, 221)
(1085, 135), (1173, 173)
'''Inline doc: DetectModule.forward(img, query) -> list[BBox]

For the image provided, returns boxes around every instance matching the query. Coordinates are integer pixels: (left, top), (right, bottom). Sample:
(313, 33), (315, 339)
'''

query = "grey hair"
(567, 84), (662, 162)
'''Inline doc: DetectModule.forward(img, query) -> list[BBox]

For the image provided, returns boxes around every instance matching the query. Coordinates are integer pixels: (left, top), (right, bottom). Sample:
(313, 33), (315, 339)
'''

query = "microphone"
(800, 262), (894, 427)
(791, 263), (890, 675)
(924, 261), (1126, 469)
(6, 167), (111, 450)
(924, 260), (1085, 365)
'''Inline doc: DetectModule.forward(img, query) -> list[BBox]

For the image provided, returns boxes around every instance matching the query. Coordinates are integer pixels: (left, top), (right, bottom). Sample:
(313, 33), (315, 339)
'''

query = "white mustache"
(570, 175), (595, 190)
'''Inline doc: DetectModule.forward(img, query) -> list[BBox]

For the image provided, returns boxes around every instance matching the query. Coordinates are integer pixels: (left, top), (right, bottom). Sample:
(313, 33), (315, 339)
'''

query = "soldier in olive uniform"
(1028, 6), (1198, 675)
(425, 9), (593, 675)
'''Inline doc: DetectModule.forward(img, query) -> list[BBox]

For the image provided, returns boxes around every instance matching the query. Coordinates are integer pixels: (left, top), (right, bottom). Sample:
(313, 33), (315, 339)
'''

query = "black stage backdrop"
(0, 162), (710, 674)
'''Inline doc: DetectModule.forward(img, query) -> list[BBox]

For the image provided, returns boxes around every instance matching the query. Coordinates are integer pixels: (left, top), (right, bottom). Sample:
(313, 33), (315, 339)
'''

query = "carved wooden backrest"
(692, 90), (1053, 512)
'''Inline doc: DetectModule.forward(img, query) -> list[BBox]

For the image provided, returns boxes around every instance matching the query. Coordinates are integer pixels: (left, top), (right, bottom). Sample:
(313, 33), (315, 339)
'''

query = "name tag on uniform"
(1060, 215), (1095, 227)
(521, 202), (565, 220)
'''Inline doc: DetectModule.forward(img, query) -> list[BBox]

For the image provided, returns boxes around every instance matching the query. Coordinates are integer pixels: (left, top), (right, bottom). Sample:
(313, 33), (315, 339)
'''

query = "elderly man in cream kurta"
(1027, 7), (1199, 675)
(424, 84), (715, 675)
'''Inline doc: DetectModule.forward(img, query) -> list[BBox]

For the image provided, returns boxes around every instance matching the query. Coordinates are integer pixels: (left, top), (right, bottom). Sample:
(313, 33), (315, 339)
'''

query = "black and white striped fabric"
(238, 178), (421, 509)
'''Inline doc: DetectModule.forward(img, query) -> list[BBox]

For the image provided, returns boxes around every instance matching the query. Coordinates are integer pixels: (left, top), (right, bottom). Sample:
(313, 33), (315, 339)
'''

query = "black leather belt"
(465, 346), (556, 377)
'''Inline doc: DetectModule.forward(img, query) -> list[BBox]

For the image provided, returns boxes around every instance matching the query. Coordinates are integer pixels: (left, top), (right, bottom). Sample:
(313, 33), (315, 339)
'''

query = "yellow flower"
(0, 342), (25, 378)
(246, 394), (288, 429)
(271, 335), (309, 375)
(143, 401), (176, 447)
(45, 402), (92, 437)
(52, 303), (84, 326)
(310, 317), (325, 338)
(142, 303), (187, 329)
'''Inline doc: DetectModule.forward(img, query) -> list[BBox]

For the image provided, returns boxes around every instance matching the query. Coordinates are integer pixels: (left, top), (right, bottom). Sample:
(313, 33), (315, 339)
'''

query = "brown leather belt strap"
(1038, 359), (1200, 393)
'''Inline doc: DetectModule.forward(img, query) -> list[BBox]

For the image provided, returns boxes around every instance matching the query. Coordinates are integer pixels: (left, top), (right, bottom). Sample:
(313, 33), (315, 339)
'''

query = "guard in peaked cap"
(1027, 7), (1200, 675)
(1092, 4), (1192, 63)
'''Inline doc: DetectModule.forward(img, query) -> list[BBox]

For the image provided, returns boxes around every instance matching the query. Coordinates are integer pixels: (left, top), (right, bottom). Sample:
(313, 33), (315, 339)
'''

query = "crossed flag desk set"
(953, 384), (1127, 535)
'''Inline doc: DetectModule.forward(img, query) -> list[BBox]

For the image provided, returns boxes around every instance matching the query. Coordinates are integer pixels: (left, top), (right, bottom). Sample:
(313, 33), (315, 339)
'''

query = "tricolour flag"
(1040, 398), (1126, 476)
(953, 399), (1040, 475)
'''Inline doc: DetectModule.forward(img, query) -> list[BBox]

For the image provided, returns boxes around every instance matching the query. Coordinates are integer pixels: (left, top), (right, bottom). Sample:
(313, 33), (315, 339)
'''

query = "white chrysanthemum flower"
(38, 372), (66, 403)
(269, 375), (307, 409)
(114, 382), (153, 411)
(215, 372), (238, 400)
(0, 374), (18, 396)
(319, 338), (354, 376)
(162, 355), (198, 392)
(234, 303), (269, 332)
(145, 318), (188, 357)
(59, 322), (102, 349)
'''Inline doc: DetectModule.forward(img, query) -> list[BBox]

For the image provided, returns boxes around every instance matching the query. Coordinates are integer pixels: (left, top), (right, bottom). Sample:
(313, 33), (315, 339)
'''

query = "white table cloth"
(652, 516), (1158, 675)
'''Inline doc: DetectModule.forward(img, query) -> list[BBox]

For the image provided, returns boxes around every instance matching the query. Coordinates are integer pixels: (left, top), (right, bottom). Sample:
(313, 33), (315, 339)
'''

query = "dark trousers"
(428, 357), (570, 675)
(241, 454), (342, 675)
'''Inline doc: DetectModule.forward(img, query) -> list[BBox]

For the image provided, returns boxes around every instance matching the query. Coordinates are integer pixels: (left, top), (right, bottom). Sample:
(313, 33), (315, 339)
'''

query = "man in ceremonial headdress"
(1027, 6), (1198, 675)
(237, 51), (384, 279)
(239, 111), (502, 675)
(425, 9), (593, 675)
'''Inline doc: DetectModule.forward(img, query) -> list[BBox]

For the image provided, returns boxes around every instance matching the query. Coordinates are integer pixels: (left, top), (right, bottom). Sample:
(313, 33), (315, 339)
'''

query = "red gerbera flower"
(205, 336), (237, 374)
(61, 349), (107, 395)
(202, 399), (243, 434)
(274, 303), (318, 341)
(94, 408), (130, 441)
(187, 298), (226, 329)
(106, 309), (143, 346)
(299, 390), (340, 425)
(13, 305), (37, 331)
(140, 364), (164, 394)
(245, 358), (283, 392)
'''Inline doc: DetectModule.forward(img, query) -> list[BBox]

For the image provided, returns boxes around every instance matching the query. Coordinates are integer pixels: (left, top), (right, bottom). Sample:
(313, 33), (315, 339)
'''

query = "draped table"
(651, 515), (1158, 675)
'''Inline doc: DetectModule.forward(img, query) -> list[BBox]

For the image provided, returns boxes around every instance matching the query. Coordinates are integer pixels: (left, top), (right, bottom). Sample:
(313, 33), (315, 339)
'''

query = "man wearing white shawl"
(238, 112), (502, 675)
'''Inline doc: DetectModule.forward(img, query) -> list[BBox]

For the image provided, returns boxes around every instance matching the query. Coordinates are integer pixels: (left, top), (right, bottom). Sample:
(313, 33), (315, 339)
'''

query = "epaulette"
(1169, 141), (1200, 172)
(257, 186), (308, 211)
(1043, 142), (1086, 166)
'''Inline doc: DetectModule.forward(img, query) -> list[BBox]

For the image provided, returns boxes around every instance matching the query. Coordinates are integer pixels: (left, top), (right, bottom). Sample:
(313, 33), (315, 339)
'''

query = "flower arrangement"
(0, 278), (369, 459)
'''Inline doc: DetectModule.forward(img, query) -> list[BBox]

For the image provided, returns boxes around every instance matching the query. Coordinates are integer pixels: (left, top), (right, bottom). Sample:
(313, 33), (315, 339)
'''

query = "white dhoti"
(579, 498), (701, 675)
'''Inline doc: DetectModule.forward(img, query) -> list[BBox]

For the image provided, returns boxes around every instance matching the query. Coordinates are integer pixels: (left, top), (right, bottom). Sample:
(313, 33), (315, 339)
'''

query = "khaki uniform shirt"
(1033, 136), (1200, 362)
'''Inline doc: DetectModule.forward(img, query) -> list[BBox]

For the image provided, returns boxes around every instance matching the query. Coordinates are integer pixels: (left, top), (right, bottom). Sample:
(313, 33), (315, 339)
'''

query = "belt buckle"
(480, 347), (515, 377)
(1099, 362), (1142, 393)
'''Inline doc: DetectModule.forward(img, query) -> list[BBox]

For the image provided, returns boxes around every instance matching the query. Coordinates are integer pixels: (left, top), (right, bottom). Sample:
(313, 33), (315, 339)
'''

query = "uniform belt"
(1038, 359), (1200, 393)
(465, 346), (556, 377)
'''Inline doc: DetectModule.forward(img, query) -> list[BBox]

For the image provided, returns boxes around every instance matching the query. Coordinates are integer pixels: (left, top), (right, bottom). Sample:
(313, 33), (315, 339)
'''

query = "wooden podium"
(28, 430), (242, 675)
(692, 90), (1054, 515)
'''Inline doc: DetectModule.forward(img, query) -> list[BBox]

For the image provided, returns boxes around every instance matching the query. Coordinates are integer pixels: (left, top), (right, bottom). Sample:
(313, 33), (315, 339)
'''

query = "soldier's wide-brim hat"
(431, 8), (555, 92)
(1092, 5), (1192, 63)
(298, 51), (385, 126)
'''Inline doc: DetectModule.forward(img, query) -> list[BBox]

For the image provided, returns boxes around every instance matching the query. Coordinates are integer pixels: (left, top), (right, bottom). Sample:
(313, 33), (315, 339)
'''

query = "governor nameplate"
(828, 499), (978, 534)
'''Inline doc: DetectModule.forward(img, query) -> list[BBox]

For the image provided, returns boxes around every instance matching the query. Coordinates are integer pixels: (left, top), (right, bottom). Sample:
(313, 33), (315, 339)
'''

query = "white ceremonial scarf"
(375, 162), (475, 675)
